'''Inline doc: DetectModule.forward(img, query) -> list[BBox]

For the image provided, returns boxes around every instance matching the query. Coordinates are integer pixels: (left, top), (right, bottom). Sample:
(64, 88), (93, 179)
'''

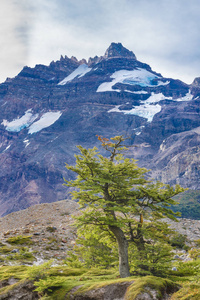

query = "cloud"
(1, 0), (200, 83)
(0, 0), (31, 82)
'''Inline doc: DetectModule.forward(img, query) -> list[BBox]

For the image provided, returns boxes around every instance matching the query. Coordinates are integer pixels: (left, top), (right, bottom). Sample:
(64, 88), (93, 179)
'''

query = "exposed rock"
(191, 77), (200, 87)
(104, 42), (136, 60)
(68, 281), (134, 300)
(0, 280), (39, 300)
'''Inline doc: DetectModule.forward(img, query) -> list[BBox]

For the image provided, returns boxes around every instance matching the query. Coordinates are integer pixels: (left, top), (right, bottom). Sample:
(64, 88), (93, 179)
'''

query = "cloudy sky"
(1, 0), (200, 84)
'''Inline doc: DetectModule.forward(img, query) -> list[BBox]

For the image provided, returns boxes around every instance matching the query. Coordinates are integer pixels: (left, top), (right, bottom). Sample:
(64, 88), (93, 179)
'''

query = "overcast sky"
(1, 0), (200, 84)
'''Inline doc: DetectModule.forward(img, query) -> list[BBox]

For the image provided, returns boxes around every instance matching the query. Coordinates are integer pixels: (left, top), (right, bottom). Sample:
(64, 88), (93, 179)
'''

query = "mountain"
(0, 42), (200, 216)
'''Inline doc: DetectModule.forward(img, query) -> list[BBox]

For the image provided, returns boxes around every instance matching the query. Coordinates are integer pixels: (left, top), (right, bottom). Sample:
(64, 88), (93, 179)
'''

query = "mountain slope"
(0, 42), (200, 216)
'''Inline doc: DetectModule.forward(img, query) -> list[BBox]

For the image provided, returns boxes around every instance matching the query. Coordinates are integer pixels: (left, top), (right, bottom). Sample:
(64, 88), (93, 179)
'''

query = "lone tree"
(65, 136), (184, 278)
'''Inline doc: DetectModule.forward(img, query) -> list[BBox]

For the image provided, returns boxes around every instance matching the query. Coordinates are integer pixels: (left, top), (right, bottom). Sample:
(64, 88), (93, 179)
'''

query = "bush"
(189, 248), (200, 260)
(169, 233), (188, 249)
(6, 235), (33, 245)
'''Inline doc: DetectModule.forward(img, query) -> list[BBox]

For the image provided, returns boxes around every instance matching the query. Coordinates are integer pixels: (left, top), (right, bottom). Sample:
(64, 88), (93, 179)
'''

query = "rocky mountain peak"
(191, 77), (200, 87)
(103, 42), (136, 60)
(1, 42), (200, 217)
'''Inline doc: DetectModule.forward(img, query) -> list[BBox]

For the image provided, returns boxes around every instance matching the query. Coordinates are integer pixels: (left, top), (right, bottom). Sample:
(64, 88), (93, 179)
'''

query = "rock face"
(68, 281), (134, 300)
(0, 43), (200, 216)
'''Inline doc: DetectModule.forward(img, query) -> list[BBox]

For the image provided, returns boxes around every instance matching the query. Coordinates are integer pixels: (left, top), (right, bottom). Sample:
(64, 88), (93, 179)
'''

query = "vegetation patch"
(0, 266), (28, 281)
(125, 276), (179, 300)
(0, 245), (13, 254)
(171, 283), (200, 299)
(0, 262), (199, 299)
(172, 190), (200, 219)
(6, 235), (33, 245)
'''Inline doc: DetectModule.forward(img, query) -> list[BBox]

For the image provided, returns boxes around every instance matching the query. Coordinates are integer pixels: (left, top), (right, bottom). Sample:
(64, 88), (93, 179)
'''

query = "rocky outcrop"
(104, 42), (136, 60)
(149, 127), (200, 188)
(68, 281), (134, 300)
(0, 280), (39, 300)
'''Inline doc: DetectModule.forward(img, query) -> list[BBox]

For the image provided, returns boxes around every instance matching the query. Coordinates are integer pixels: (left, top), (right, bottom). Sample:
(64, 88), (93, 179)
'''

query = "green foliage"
(0, 265), (28, 281)
(126, 276), (178, 300)
(6, 235), (33, 245)
(131, 242), (174, 277)
(64, 135), (185, 277)
(66, 136), (184, 277)
(6, 247), (35, 263)
(27, 260), (54, 281)
(34, 276), (68, 294)
(170, 259), (200, 300)
(0, 245), (13, 254)
(169, 233), (188, 249)
(171, 283), (200, 300)
(65, 225), (118, 269)
(189, 248), (200, 260)
(194, 239), (200, 247)
(172, 259), (200, 278)
(66, 217), (177, 276)
(172, 190), (200, 219)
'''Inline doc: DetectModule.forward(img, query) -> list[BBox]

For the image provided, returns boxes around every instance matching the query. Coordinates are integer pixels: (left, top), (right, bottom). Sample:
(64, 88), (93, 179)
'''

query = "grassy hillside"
(172, 190), (200, 219)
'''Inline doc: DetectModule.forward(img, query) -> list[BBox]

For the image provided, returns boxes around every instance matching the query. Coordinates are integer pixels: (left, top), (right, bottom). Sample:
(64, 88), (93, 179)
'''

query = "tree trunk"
(109, 225), (130, 278)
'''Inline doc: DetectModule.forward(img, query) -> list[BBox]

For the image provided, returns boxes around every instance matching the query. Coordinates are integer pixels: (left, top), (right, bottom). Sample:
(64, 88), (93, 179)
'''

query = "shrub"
(6, 235), (33, 245)
(169, 233), (188, 249)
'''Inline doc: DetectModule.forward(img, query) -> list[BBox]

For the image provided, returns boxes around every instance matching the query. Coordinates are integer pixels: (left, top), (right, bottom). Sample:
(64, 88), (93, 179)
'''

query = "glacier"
(97, 68), (170, 92)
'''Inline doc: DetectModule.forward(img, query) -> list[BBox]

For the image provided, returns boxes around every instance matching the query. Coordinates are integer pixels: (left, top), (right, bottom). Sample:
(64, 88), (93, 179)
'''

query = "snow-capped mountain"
(0, 42), (200, 216)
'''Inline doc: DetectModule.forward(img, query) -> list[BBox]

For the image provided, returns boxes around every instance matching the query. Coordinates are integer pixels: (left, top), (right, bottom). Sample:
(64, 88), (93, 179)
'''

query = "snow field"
(58, 64), (92, 85)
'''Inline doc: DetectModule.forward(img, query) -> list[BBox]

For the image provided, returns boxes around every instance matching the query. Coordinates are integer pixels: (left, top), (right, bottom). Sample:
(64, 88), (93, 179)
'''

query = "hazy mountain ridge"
(0, 42), (200, 216)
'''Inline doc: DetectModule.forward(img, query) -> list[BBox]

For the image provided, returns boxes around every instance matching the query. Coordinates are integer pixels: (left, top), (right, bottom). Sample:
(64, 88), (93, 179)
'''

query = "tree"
(64, 136), (185, 278)
(65, 225), (118, 269)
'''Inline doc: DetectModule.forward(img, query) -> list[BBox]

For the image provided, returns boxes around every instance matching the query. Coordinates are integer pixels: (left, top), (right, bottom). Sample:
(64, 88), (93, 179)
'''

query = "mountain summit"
(0, 44), (200, 216)
(104, 42), (136, 59)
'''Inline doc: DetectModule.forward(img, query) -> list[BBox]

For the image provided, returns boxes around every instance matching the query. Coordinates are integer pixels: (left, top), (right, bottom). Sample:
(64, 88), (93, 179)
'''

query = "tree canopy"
(64, 136), (185, 278)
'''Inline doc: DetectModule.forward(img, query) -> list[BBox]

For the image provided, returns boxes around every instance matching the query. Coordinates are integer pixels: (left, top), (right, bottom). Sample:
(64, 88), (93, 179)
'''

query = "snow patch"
(125, 90), (148, 94)
(1, 110), (38, 132)
(107, 92), (169, 122)
(3, 145), (11, 152)
(144, 92), (172, 104)
(1, 101), (7, 106)
(23, 139), (30, 148)
(108, 103), (161, 122)
(58, 64), (92, 85)
(157, 80), (170, 86)
(97, 68), (169, 92)
(97, 82), (121, 93)
(175, 90), (193, 102)
(28, 111), (62, 134)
